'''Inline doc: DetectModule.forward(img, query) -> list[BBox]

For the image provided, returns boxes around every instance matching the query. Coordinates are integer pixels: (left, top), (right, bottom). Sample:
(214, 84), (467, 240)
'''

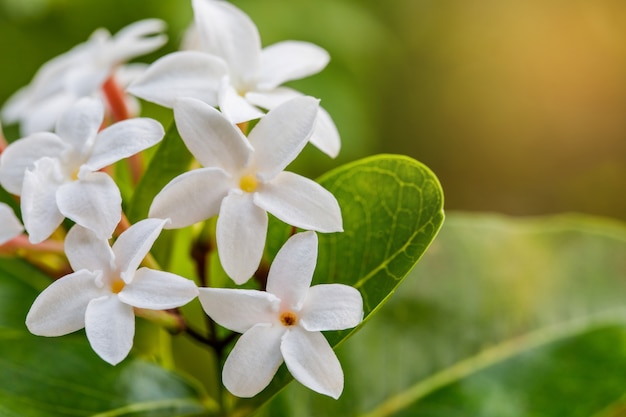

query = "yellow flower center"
(279, 311), (298, 327)
(239, 174), (258, 193)
(111, 277), (126, 294)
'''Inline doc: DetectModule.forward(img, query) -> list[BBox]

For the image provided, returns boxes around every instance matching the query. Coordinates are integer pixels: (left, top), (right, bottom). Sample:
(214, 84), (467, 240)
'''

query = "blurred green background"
(1, 0), (625, 220)
(2, 2), (625, 415)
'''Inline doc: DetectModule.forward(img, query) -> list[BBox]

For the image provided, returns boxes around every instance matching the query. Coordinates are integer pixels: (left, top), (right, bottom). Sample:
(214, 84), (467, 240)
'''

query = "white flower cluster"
(0, 0), (362, 400)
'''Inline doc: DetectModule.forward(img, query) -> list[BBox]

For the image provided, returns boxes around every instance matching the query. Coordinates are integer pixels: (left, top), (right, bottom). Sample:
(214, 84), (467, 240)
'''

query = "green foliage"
(1, 1), (624, 415)
(232, 154), (445, 414)
(0, 154), (444, 416)
(0, 258), (205, 417)
(315, 155), (444, 324)
(127, 122), (192, 224)
(256, 213), (626, 416)
(126, 122), (194, 270)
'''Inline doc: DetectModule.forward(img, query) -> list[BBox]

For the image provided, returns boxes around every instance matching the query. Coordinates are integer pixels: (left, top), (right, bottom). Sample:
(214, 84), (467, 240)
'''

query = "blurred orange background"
(1, 0), (625, 220)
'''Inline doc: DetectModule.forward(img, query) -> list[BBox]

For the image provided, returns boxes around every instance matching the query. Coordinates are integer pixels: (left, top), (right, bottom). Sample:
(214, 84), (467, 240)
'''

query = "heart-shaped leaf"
(254, 213), (626, 417)
(2, 152), (443, 416)
(233, 154), (445, 414)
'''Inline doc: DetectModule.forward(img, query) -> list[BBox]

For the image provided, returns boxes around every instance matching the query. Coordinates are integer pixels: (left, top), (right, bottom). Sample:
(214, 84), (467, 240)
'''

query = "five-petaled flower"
(0, 1), (366, 402)
(0, 97), (164, 243)
(128, 0), (340, 157)
(198, 231), (363, 398)
(2, 19), (167, 135)
(149, 96), (342, 284)
(26, 218), (199, 365)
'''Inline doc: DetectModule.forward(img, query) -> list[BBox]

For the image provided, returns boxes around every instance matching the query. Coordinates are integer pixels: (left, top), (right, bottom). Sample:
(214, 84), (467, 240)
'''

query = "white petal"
(112, 218), (168, 283)
(173, 97), (252, 172)
(281, 327), (343, 399)
(115, 18), (164, 41)
(64, 66), (109, 97)
(245, 86), (300, 110)
(56, 172), (121, 240)
(246, 88), (341, 158)
(248, 96), (319, 181)
(86, 117), (164, 171)
(55, 97), (103, 153)
(300, 284), (363, 331)
(218, 83), (265, 124)
(180, 22), (201, 51)
(0, 132), (67, 195)
(128, 51), (227, 108)
(2, 45), (78, 131)
(257, 41), (329, 90)
(216, 191), (267, 284)
(198, 287), (278, 333)
(110, 18), (168, 63)
(223, 323), (285, 398)
(64, 224), (114, 275)
(192, 0), (261, 85)
(21, 158), (65, 244)
(0, 203), (23, 245)
(255, 171), (343, 233)
(26, 270), (102, 336)
(118, 268), (197, 309)
(2, 86), (32, 125)
(20, 93), (78, 136)
(114, 63), (148, 87)
(266, 231), (317, 309)
(309, 105), (341, 158)
(85, 295), (135, 365)
(149, 167), (231, 228)
(30, 39), (86, 91)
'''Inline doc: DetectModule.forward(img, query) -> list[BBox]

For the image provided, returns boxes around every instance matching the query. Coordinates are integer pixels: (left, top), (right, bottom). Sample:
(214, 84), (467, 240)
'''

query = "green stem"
(134, 308), (185, 334)
(191, 220), (214, 288)
(1, 234), (71, 278)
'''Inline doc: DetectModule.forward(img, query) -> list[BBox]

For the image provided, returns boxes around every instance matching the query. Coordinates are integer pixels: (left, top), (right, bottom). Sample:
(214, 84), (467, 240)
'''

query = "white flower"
(26, 219), (199, 365)
(0, 97), (164, 243)
(198, 231), (363, 399)
(0, 202), (23, 245)
(2, 19), (167, 135)
(128, 0), (340, 157)
(149, 96), (342, 284)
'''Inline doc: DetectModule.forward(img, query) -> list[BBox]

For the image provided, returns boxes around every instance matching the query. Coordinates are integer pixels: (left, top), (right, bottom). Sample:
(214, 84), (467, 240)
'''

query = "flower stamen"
(111, 277), (125, 294)
(239, 174), (258, 193)
(279, 311), (298, 327)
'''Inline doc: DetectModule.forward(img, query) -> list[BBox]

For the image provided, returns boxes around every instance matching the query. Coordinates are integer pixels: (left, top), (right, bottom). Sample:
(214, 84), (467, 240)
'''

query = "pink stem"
(0, 234), (65, 254)
(0, 126), (8, 154)
(101, 74), (143, 184)
(102, 74), (130, 122)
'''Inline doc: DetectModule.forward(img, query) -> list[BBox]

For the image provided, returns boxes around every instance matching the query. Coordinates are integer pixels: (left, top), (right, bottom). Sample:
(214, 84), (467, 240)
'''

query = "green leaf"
(381, 324), (626, 417)
(126, 122), (192, 224)
(125, 121), (194, 270)
(234, 154), (445, 415)
(256, 213), (626, 417)
(0, 258), (208, 417)
(0, 153), (443, 417)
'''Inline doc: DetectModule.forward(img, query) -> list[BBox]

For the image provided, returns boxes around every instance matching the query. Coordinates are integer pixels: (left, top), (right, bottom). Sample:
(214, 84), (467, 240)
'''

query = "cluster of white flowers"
(0, 0), (362, 400)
